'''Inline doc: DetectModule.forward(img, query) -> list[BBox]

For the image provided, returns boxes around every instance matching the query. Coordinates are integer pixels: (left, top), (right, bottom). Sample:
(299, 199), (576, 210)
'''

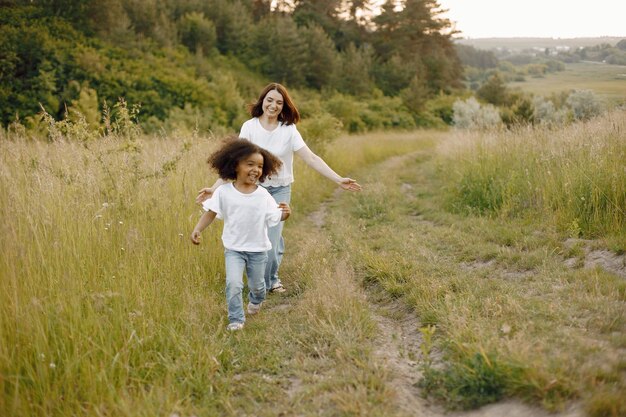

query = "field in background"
(509, 62), (626, 105)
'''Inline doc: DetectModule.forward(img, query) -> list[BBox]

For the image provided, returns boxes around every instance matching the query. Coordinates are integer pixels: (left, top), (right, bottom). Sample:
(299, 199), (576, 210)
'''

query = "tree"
(178, 12), (217, 56)
(372, 0), (462, 97)
(372, 54), (415, 96)
(247, 16), (308, 86)
(202, 0), (253, 55)
(400, 75), (429, 114)
(455, 44), (498, 69)
(477, 73), (508, 106)
(336, 43), (375, 96)
(300, 24), (339, 89)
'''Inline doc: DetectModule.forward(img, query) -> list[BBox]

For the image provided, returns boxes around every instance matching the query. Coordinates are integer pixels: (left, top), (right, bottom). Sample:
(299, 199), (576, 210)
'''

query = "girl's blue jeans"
(262, 185), (291, 290)
(224, 249), (267, 324)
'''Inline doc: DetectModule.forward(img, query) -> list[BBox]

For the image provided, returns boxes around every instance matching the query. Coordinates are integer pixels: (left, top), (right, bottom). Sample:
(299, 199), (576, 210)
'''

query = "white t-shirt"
(202, 183), (283, 252)
(239, 118), (306, 187)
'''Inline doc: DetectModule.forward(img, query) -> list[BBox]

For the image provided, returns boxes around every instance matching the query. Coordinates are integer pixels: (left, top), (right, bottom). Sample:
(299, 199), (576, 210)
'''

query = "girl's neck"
(233, 181), (258, 194)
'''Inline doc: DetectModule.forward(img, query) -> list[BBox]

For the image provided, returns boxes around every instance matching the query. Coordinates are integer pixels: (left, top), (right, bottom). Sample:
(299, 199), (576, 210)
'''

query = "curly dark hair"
(207, 137), (282, 182)
(248, 82), (300, 125)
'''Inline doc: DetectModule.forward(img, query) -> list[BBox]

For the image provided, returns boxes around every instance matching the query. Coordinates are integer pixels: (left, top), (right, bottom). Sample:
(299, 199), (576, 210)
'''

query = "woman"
(196, 82), (361, 293)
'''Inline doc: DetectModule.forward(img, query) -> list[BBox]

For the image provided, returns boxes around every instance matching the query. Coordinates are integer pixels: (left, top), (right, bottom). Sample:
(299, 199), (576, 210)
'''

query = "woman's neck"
(259, 113), (279, 130)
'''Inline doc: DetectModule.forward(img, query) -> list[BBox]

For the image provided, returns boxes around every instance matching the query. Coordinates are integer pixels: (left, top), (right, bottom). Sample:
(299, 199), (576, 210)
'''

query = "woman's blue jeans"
(262, 185), (291, 290)
(224, 249), (267, 324)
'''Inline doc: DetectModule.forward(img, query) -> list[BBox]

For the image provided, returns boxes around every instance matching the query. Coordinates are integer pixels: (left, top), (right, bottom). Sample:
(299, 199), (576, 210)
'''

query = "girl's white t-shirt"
(239, 118), (306, 187)
(202, 183), (283, 252)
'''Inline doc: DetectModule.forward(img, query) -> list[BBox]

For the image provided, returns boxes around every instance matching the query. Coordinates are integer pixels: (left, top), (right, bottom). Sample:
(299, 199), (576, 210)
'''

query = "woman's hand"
(337, 178), (362, 191)
(195, 187), (214, 204)
(278, 202), (291, 220)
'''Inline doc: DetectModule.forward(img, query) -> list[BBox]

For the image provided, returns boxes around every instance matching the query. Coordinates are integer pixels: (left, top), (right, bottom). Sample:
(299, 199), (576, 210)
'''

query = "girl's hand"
(278, 202), (291, 220)
(337, 178), (362, 191)
(190, 230), (202, 245)
(195, 187), (214, 204)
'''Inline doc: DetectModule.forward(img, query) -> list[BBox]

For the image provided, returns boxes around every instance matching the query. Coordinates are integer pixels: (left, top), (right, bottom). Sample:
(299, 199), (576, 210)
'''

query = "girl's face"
(262, 89), (283, 119)
(235, 152), (264, 185)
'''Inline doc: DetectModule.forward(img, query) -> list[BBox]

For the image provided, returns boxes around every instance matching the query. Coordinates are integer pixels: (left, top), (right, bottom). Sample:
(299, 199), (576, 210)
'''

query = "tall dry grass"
(0, 127), (430, 415)
(438, 111), (626, 244)
(0, 132), (236, 415)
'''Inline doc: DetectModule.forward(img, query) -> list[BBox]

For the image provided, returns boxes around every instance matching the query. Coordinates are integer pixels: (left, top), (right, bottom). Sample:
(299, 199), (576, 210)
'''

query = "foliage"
(476, 72), (508, 106)
(532, 96), (568, 126)
(442, 111), (626, 238)
(452, 97), (501, 130)
(455, 44), (498, 69)
(566, 89), (603, 121)
(419, 351), (517, 410)
(178, 11), (217, 56)
(1, 1), (464, 131)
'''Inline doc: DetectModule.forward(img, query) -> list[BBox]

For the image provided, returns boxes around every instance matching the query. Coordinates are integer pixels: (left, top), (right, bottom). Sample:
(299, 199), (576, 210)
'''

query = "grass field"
(509, 62), (626, 105)
(1, 113), (625, 416)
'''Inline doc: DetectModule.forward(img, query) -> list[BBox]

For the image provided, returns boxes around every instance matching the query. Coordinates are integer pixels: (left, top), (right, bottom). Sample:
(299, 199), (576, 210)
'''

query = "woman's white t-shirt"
(239, 118), (306, 187)
(202, 183), (283, 252)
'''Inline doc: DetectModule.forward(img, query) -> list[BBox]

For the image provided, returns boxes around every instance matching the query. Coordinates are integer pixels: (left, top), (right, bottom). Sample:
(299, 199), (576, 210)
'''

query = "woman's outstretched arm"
(295, 146), (361, 191)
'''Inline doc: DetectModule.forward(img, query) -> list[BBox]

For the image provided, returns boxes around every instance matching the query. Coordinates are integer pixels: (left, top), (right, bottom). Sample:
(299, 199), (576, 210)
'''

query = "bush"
(452, 97), (501, 130)
(297, 112), (343, 155)
(566, 90), (602, 121)
(533, 96), (568, 126)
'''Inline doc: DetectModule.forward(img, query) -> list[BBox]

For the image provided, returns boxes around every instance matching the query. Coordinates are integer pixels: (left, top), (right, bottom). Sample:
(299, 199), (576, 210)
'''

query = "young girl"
(191, 138), (291, 331)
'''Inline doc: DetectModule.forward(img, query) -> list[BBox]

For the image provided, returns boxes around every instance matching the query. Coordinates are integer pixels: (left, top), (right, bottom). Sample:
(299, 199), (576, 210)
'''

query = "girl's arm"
(295, 145), (362, 191)
(195, 178), (227, 204)
(190, 210), (217, 245)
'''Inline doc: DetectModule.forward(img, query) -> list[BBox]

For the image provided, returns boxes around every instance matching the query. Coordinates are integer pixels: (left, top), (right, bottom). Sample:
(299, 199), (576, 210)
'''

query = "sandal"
(269, 283), (286, 293)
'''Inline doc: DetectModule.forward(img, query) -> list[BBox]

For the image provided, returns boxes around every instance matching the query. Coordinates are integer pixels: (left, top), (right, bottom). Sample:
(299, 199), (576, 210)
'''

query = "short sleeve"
(265, 195), (282, 227)
(291, 125), (306, 151)
(239, 120), (251, 140)
(202, 188), (223, 219)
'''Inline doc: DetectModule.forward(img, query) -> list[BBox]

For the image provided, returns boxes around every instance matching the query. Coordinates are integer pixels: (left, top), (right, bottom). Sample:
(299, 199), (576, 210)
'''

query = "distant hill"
(455, 37), (625, 50)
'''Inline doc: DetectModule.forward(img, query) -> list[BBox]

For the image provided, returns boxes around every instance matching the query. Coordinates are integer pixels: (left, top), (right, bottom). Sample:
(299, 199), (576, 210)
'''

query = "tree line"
(0, 0), (463, 131)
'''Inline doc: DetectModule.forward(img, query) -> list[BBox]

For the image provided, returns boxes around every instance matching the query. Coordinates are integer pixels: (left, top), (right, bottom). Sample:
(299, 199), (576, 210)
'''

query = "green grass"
(325, 118), (626, 415)
(439, 111), (626, 245)
(509, 62), (626, 106)
(0, 130), (433, 416)
(1, 121), (624, 416)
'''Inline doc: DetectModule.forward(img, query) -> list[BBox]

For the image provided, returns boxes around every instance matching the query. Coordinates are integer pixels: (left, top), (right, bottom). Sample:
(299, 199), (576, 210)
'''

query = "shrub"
(533, 96), (568, 126)
(452, 97), (501, 130)
(297, 112), (343, 155)
(566, 90), (602, 121)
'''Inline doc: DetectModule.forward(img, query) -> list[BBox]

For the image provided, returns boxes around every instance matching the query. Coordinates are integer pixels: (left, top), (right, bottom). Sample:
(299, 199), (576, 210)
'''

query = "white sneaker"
(226, 322), (244, 331)
(269, 282), (286, 294)
(247, 302), (262, 315)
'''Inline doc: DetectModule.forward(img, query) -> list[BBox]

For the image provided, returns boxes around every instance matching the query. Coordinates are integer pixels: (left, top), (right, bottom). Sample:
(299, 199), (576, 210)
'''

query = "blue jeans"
(262, 185), (291, 290)
(224, 249), (267, 324)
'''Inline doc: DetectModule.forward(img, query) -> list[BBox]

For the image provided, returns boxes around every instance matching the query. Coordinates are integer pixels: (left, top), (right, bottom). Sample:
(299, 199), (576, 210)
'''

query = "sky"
(436, 0), (626, 39)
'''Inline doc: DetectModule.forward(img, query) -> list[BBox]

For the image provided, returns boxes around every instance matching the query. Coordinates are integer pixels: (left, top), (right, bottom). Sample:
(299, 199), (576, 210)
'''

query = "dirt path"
(305, 151), (586, 417)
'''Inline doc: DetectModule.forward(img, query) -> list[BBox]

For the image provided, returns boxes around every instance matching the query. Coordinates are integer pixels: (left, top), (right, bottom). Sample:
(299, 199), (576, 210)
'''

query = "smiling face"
(235, 152), (264, 187)
(262, 89), (284, 120)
